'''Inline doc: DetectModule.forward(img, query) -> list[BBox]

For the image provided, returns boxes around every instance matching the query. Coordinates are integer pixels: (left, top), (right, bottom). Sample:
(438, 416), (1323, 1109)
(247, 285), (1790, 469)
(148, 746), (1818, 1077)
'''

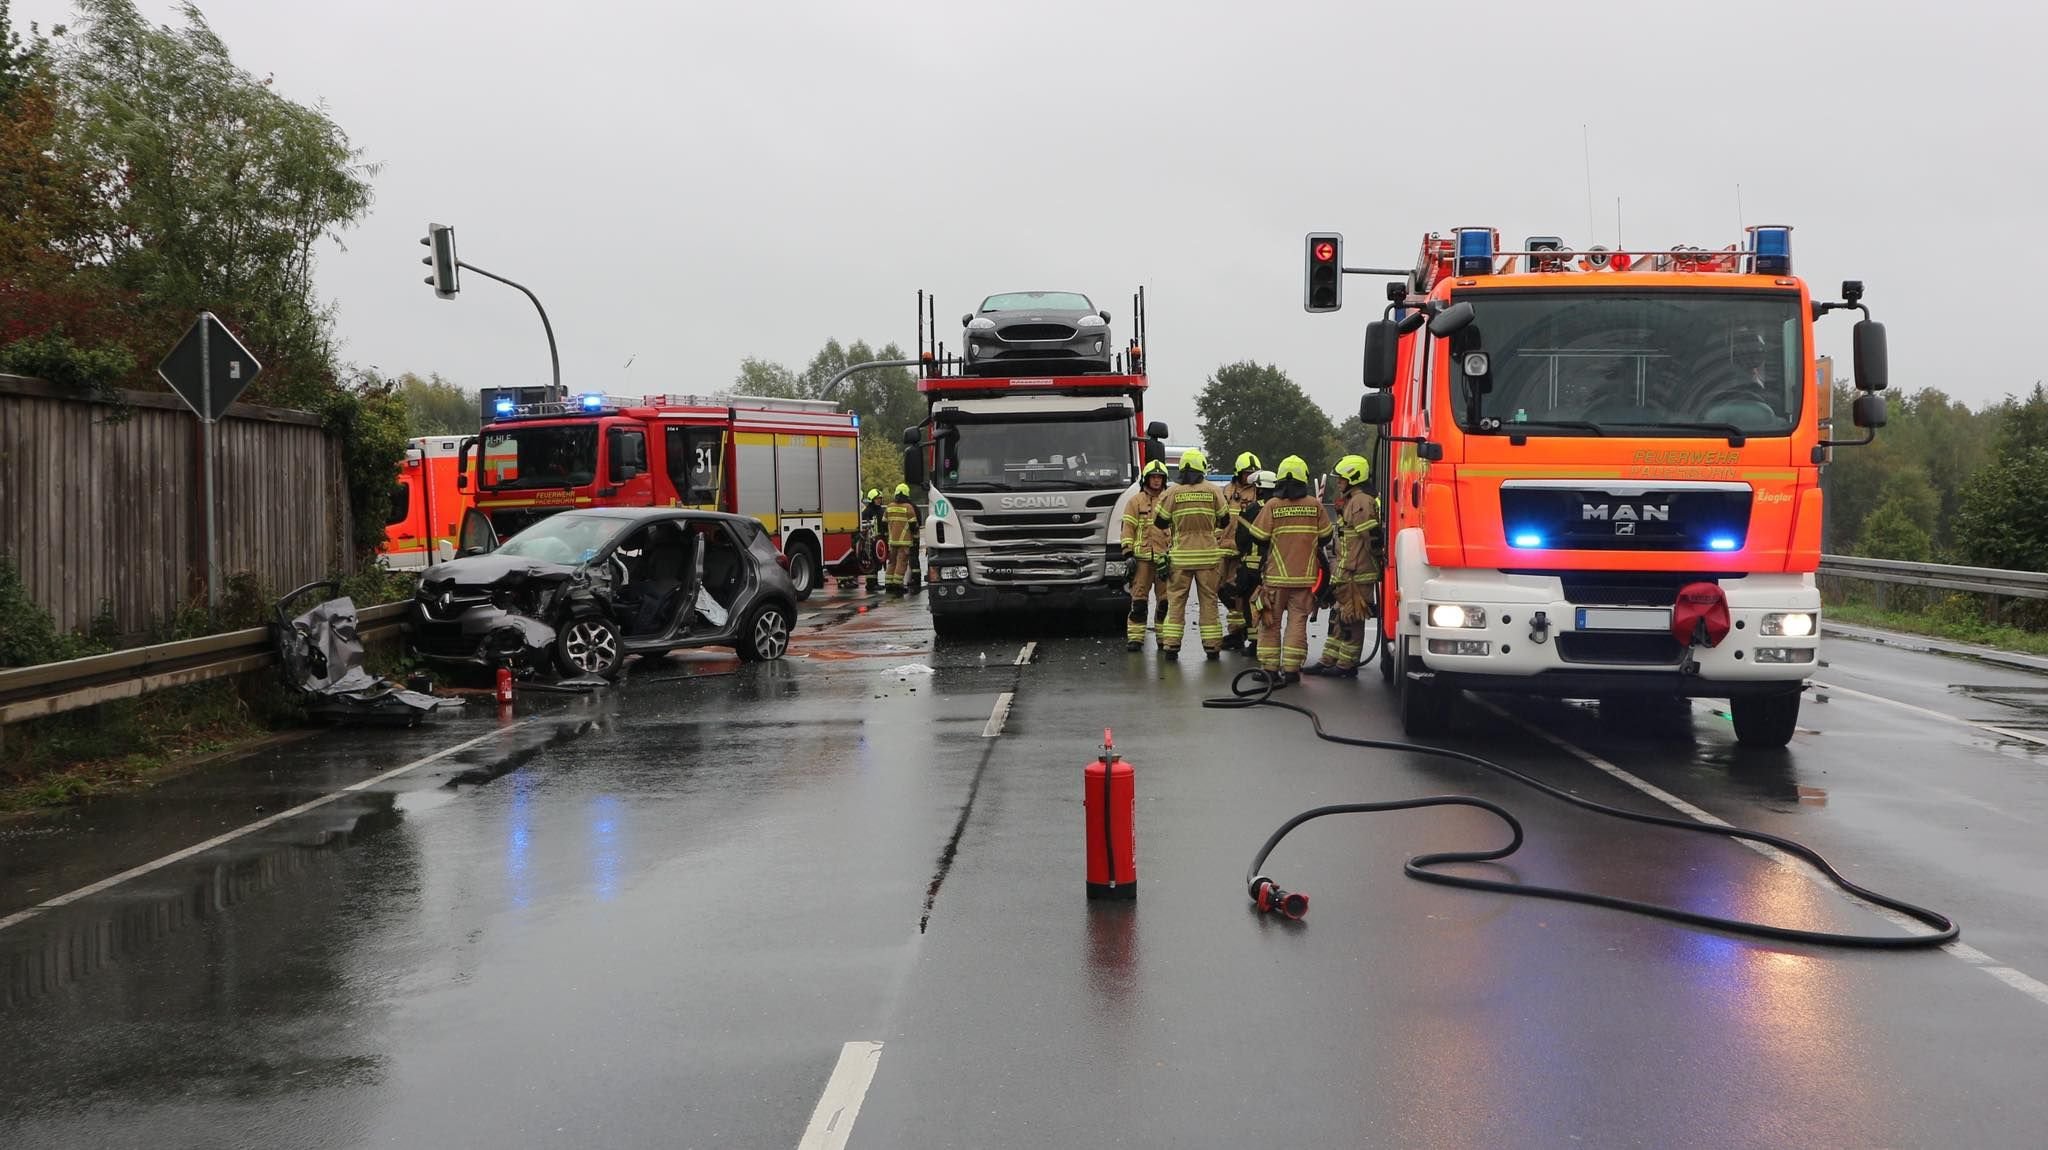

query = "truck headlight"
(1429, 604), (1486, 629)
(1104, 560), (1129, 577)
(1760, 612), (1815, 637)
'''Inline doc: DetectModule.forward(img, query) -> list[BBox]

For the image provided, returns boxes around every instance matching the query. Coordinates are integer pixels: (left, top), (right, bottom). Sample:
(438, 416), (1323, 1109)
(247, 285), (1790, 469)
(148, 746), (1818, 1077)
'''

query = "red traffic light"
(1313, 241), (1336, 263)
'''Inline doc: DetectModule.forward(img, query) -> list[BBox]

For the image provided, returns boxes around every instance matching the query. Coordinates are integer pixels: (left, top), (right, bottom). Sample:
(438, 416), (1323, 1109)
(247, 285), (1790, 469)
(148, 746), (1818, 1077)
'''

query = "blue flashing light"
(1708, 536), (1739, 551)
(1749, 225), (1792, 275)
(493, 397), (515, 416)
(580, 392), (604, 411)
(1455, 228), (1495, 276)
(851, 413), (861, 429)
(1511, 531), (1545, 549)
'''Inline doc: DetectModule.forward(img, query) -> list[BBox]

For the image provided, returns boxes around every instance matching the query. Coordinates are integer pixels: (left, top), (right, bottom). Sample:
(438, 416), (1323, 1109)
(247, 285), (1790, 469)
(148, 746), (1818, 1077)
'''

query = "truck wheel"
(1396, 635), (1450, 737)
(931, 610), (971, 639)
(1730, 691), (1801, 748)
(556, 616), (623, 677)
(786, 539), (819, 602)
(1377, 629), (1396, 687)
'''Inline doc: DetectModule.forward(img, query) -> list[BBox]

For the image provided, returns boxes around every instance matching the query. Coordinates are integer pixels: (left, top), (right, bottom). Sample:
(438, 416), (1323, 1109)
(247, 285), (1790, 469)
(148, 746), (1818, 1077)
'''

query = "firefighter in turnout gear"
(1152, 449), (1232, 660)
(1219, 452), (1261, 651)
(1120, 459), (1173, 651)
(883, 483), (920, 595)
(1236, 455), (1332, 683)
(1229, 469), (1278, 662)
(1304, 455), (1383, 677)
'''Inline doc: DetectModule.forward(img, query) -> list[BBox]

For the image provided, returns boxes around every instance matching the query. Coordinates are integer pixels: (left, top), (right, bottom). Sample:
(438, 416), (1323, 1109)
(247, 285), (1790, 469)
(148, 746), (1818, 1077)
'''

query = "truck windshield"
(979, 291), (1093, 313)
(1450, 291), (1804, 437)
(935, 413), (1135, 490)
(482, 424), (599, 489)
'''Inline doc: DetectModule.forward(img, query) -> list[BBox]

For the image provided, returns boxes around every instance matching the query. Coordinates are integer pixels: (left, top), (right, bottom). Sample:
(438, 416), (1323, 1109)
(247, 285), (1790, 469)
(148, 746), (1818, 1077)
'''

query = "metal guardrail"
(0, 602), (409, 728)
(1817, 555), (2048, 601)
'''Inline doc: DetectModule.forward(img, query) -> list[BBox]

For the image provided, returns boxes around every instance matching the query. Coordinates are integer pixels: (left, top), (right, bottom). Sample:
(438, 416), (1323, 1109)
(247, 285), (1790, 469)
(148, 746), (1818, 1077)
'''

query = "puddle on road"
(1951, 683), (2048, 730)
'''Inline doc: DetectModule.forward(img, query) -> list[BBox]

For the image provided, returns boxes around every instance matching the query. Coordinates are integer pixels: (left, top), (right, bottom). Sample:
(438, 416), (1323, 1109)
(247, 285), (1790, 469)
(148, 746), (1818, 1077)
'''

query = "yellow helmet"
(1142, 459), (1170, 479)
(1234, 451), (1261, 474)
(894, 483), (912, 497)
(1276, 455), (1310, 483)
(1334, 455), (1370, 485)
(1178, 448), (1208, 473)
(866, 488), (880, 501)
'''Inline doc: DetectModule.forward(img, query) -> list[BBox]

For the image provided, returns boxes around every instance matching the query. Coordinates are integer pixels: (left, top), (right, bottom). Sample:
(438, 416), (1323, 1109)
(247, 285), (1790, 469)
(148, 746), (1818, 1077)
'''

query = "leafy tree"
(1195, 361), (1340, 476)
(395, 371), (476, 435)
(1857, 501), (1931, 562)
(1954, 446), (2048, 573)
(733, 356), (801, 399)
(733, 338), (922, 494)
(319, 371), (412, 555)
(46, 0), (376, 405)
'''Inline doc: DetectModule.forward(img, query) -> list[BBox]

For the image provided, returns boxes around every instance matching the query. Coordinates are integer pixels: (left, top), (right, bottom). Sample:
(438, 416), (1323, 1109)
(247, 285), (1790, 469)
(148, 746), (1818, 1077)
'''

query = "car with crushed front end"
(961, 290), (1114, 377)
(408, 506), (798, 677)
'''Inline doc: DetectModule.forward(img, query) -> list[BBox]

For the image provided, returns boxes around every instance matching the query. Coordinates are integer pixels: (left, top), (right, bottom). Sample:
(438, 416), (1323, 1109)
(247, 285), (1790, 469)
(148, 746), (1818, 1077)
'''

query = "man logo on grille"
(1615, 522), (1637, 536)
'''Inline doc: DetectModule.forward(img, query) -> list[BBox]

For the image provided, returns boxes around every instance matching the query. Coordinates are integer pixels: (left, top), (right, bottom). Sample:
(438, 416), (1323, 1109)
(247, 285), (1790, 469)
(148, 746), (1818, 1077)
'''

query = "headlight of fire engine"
(966, 317), (996, 331)
(1076, 315), (1107, 328)
(1760, 612), (1815, 637)
(1429, 604), (1486, 629)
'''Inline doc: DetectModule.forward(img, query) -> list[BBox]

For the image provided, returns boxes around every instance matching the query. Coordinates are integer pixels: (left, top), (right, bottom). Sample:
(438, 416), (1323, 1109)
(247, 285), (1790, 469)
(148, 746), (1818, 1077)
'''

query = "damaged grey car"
(409, 507), (799, 677)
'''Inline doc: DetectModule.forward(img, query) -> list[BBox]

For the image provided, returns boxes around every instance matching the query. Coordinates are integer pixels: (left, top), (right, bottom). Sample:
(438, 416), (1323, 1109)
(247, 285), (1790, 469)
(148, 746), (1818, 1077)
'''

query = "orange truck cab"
(1312, 226), (1890, 747)
(379, 436), (474, 570)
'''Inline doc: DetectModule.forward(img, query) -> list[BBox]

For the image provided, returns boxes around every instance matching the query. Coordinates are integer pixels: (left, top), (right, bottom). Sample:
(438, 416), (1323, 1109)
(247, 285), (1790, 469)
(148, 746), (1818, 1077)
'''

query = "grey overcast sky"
(17, 0), (2046, 436)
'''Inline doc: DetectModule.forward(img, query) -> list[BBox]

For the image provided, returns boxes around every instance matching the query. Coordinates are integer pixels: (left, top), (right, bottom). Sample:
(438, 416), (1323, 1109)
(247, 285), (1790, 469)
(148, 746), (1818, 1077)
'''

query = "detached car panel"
(411, 507), (798, 676)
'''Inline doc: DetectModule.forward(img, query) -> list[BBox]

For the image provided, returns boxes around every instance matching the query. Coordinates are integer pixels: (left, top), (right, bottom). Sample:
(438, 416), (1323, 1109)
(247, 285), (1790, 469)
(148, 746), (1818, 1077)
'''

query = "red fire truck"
(455, 393), (868, 598)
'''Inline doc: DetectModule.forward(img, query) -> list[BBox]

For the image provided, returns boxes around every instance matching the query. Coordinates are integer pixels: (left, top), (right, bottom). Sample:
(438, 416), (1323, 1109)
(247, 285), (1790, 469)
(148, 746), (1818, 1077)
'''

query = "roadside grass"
(1822, 582), (2048, 658)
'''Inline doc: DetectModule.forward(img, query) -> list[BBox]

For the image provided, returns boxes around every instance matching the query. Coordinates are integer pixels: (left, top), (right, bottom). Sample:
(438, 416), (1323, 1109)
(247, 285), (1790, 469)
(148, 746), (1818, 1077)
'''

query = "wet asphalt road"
(3, 590), (2048, 1148)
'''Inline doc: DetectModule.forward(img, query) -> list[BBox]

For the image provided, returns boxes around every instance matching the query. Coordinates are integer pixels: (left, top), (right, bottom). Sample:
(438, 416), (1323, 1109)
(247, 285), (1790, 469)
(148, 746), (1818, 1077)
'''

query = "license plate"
(1576, 607), (1673, 632)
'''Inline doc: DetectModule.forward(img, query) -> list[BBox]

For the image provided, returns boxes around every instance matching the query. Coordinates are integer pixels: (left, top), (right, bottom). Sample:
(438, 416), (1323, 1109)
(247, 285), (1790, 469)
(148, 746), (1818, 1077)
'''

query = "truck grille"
(1554, 572), (1719, 607)
(958, 505), (1112, 585)
(1000, 324), (1077, 342)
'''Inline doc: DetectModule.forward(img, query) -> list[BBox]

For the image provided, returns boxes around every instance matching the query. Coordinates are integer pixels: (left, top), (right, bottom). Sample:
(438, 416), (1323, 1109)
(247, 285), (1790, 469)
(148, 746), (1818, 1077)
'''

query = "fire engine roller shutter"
(776, 435), (822, 517)
(822, 435), (859, 532)
(735, 432), (779, 530)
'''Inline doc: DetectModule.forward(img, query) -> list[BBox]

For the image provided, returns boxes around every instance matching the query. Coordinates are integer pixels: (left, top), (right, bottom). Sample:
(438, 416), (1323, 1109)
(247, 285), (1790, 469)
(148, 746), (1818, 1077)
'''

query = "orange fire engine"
(379, 435), (474, 570)
(1309, 225), (1889, 747)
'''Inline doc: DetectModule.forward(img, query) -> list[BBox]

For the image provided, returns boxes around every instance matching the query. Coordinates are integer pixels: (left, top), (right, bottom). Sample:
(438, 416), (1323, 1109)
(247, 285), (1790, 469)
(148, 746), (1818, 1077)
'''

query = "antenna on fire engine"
(1735, 184), (1746, 232)
(1582, 124), (1597, 245)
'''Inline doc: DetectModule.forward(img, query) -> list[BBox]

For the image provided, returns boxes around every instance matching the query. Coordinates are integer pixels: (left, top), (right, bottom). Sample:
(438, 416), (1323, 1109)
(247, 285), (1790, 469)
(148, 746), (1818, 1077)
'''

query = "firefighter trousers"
(1317, 579), (1377, 668)
(885, 546), (912, 589)
(1220, 557), (1249, 640)
(1126, 560), (1164, 644)
(1162, 566), (1223, 652)
(1260, 585), (1316, 672)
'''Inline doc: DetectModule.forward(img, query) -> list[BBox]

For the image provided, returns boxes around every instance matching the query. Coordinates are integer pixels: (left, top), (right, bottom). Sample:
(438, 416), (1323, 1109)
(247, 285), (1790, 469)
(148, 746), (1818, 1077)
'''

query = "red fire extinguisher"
(1085, 728), (1136, 900)
(494, 666), (515, 706)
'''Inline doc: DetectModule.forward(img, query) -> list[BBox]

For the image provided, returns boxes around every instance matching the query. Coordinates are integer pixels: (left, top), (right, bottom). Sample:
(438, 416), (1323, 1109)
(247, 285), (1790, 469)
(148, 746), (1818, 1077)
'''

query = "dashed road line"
(1014, 641), (1037, 666)
(0, 719), (535, 933)
(797, 1041), (884, 1150)
(983, 692), (1015, 738)
(1479, 698), (2048, 1011)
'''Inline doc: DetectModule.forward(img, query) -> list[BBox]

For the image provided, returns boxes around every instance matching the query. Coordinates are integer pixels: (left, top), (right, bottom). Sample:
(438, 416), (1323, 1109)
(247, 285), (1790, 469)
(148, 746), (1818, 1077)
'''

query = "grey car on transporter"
(961, 290), (1115, 377)
(409, 507), (799, 677)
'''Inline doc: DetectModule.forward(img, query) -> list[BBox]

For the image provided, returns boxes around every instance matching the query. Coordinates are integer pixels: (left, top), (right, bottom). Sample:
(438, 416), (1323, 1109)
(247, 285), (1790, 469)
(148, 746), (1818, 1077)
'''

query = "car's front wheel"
(555, 616), (623, 677)
(738, 602), (791, 662)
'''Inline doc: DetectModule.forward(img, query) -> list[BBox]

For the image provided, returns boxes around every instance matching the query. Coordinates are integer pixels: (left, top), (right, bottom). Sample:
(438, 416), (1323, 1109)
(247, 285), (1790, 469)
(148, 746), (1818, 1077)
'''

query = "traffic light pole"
(457, 260), (562, 397)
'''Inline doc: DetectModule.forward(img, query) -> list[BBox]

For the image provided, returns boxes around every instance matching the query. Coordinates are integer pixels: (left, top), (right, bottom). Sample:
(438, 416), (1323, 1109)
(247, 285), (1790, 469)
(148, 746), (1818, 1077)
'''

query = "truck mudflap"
(1406, 570), (1819, 693)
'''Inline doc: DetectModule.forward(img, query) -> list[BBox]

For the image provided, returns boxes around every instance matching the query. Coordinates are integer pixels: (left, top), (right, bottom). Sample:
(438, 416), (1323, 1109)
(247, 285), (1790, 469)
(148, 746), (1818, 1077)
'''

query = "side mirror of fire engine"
(1851, 392), (1888, 430)
(1853, 319), (1888, 391)
(1397, 310), (1427, 335)
(1427, 301), (1476, 337)
(455, 473), (468, 491)
(1146, 420), (1169, 440)
(1359, 391), (1395, 425)
(1362, 320), (1399, 390)
(1418, 441), (1444, 462)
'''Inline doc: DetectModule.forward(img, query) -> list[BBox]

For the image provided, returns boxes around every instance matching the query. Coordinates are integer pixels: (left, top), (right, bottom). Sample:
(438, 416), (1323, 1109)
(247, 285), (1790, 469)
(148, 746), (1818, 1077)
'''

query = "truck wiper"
(1497, 419), (1605, 438)
(936, 481), (1010, 492)
(1606, 421), (1750, 446)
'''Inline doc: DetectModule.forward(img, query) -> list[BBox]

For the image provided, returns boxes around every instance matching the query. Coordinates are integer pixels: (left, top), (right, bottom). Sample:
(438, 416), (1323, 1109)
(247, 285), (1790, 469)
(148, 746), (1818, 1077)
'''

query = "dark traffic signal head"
(421, 223), (459, 298)
(1304, 232), (1342, 313)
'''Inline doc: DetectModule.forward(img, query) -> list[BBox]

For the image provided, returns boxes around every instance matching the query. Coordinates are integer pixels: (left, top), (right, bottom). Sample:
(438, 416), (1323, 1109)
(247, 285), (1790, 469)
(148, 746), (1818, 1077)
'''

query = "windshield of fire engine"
(482, 425), (599, 489)
(933, 412), (1135, 491)
(1450, 291), (1804, 437)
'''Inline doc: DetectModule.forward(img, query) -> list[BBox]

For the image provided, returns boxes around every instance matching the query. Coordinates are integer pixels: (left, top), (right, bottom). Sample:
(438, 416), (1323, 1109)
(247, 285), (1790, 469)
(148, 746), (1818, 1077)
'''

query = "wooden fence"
(0, 375), (352, 638)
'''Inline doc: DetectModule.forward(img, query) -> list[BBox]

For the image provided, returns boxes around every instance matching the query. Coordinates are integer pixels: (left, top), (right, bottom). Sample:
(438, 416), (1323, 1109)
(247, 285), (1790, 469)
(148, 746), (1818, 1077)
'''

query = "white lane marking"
(1014, 642), (1037, 666)
(982, 692), (1015, 739)
(797, 1040), (884, 1150)
(1811, 680), (2048, 748)
(0, 720), (533, 933)
(1478, 699), (2048, 1010)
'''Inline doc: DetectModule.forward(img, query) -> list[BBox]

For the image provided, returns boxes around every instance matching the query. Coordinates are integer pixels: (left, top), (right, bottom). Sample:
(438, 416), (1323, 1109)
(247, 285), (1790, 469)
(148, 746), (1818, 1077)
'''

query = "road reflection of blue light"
(507, 771), (534, 909)
(592, 795), (621, 901)
(1678, 929), (1747, 992)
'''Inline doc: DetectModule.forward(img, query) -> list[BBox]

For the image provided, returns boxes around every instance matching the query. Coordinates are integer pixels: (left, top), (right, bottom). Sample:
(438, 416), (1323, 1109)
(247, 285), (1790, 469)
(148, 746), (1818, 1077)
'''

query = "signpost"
(158, 312), (261, 613)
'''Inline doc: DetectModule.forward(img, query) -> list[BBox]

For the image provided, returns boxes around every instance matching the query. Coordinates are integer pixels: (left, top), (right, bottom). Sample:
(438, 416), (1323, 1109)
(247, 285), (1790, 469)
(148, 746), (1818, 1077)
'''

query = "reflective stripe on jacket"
(884, 501), (918, 547)
(1333, 487), (1382, 583)
(1122, 486), (1170, 560)
(1152, 481), (1230, 568)
(1243, 496), (1331, 587)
